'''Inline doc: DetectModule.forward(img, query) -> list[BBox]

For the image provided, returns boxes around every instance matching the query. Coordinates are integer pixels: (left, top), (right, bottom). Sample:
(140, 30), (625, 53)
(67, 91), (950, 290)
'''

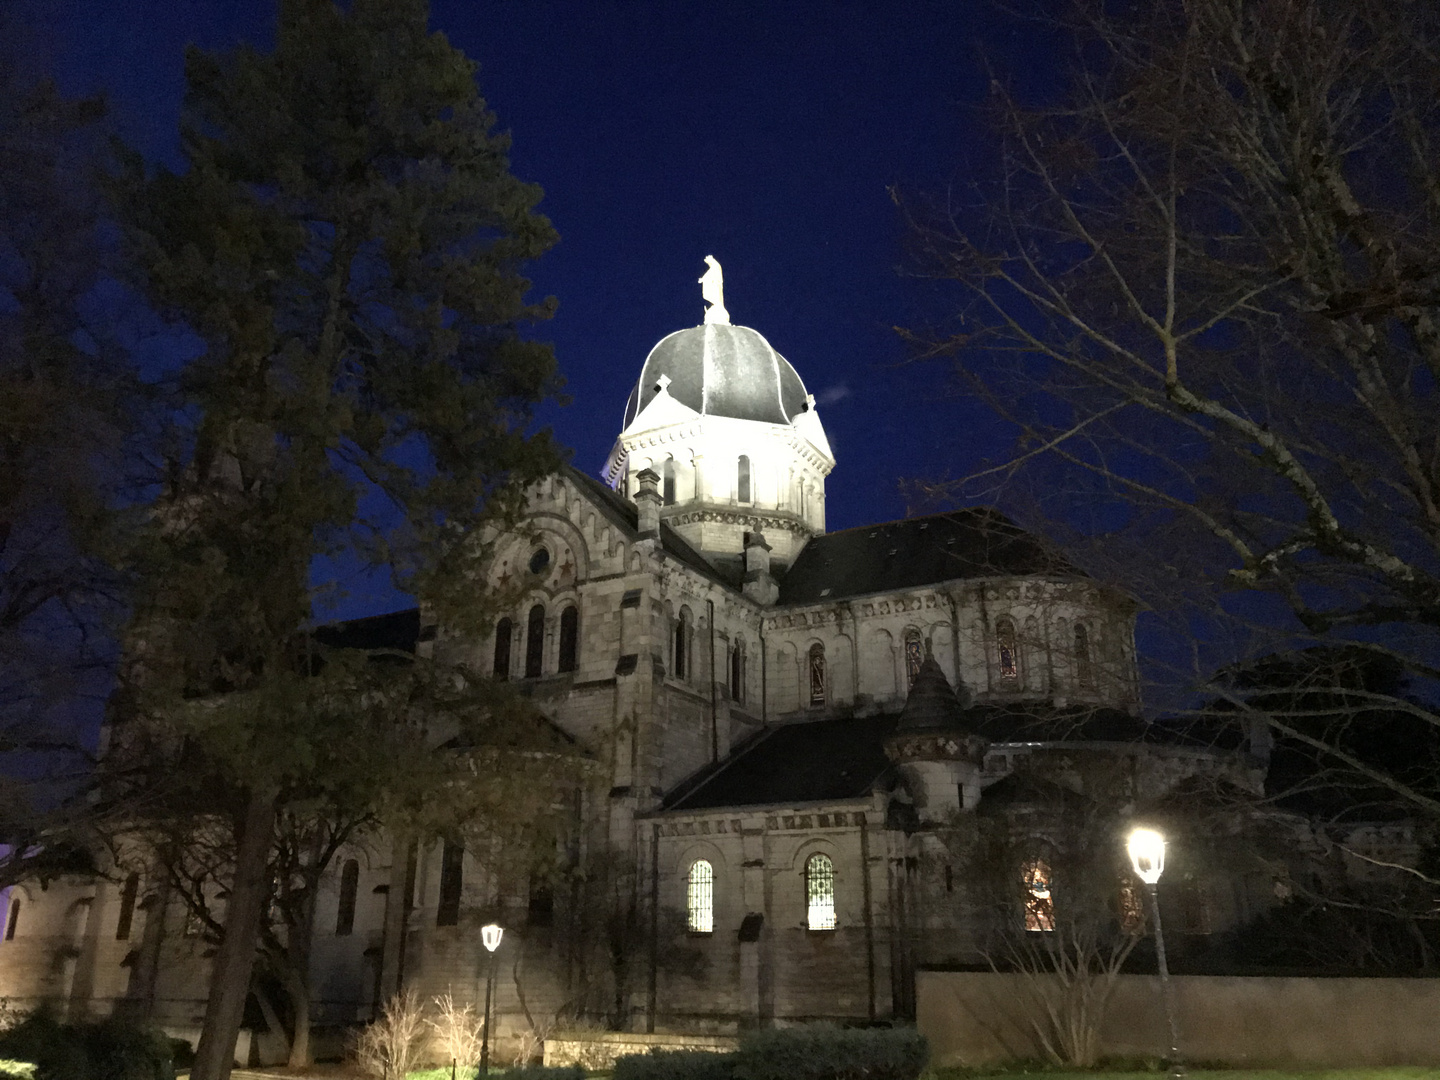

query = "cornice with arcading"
(662, 506), (816, 537)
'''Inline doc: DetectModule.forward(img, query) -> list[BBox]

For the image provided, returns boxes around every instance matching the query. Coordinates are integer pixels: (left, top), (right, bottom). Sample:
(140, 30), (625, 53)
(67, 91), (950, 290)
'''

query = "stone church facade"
(0, 270), (1300, 1060)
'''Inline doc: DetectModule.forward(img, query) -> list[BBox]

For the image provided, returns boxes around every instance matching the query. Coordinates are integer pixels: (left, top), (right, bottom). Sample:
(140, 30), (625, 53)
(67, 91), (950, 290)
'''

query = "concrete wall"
(918, 970), (1440, 1068)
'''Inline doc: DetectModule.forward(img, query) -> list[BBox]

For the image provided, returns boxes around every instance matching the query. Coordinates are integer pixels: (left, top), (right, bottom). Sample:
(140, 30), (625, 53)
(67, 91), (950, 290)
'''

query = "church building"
(0, 261), (1287, 1061)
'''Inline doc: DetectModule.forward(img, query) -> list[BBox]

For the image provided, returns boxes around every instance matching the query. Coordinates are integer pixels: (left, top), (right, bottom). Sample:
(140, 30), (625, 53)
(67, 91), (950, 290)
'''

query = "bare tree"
(901, 0), (1440, 824)
(352, 988), (426, 1080)
(428, 988), (485, 1077)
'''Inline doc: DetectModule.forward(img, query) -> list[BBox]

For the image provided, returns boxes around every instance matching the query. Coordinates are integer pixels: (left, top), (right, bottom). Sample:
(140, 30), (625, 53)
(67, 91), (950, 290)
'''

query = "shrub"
(733, 1025), (927, 1080)
(613, 1048), (738, 1080)
(0, 1012), (173, 1080)
(351, 989), (426, 1079)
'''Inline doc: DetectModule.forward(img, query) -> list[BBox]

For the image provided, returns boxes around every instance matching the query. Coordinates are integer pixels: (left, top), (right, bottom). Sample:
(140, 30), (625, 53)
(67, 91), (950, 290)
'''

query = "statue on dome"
(699, 255), (730, 325)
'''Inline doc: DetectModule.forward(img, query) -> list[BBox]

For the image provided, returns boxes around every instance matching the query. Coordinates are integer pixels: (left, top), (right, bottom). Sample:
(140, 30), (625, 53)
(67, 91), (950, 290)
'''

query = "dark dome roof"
(623, 324), (810, 428)
(897, 656), (974, 732)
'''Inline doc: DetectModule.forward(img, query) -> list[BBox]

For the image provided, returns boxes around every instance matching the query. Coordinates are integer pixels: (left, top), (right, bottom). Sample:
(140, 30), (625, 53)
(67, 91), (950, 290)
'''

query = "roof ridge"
(809, 506), (1008, 539)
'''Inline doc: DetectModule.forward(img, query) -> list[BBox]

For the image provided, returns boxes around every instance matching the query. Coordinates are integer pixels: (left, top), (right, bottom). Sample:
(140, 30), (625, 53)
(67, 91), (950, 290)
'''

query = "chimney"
(634, 468), (662, 538)
(742, 530), (778, 605)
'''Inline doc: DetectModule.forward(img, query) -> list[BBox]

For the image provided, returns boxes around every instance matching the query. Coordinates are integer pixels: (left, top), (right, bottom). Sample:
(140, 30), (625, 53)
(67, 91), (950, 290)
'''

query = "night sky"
(18, 0), (1060, 622)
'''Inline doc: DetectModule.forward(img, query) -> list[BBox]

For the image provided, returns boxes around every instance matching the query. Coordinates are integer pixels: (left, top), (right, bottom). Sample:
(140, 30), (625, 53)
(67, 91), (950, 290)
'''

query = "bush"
(613, 1049), (738, 1080)
(733, 1025), (926, 1080)
(0, 1012), (173, 1080)
(499, 1066), (586, 1080)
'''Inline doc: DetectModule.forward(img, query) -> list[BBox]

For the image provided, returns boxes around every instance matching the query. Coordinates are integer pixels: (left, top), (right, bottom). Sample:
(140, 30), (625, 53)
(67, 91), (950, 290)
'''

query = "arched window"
(737, 455), (751, 503)
(730, 641), (745, 704)
(335, 859), (359, 936)
(1023, 858), (1055, 932)
(904, 630), (924, 688)
(674, 608), (691, 680)
(806, 853), (836, 930)
(687, 860), (714, 933)
(1075, 623), (1094, 688)
(996, 618), (1019, 681)
(662, 458), (676, 505)
(115, 873), (140, 941)
(493, 618), (512, 680)
(525, 604), (545, 678)
(808, 643), (826, 706)
(4, 897), (19, 940)
(437, 842), (463, 927)
(558, 605), (579, 673)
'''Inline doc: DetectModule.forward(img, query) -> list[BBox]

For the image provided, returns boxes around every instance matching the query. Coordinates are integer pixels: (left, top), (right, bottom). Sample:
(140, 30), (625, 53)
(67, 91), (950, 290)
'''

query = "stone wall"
(544, 1030), (739, 1070)
(918, 970), (1440, 1068)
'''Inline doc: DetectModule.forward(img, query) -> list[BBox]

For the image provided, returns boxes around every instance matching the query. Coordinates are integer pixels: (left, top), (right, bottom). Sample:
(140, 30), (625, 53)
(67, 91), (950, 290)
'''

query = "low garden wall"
(544, 1031), (739, 1070)
(918, 970), (1440, 1068)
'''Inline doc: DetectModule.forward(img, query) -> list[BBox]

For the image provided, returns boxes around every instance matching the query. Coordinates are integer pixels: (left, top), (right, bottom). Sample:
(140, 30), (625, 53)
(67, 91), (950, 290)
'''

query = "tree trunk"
(191, 788), (277, 1080)
(285, 879), (320, 1070)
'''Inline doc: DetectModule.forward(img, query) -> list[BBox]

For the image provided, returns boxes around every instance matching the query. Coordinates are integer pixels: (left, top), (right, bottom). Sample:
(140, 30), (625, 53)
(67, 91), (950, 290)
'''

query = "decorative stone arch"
(866, 627), (897, 700)
(804, 637), (828, 708)
(524, 511), (593, 585)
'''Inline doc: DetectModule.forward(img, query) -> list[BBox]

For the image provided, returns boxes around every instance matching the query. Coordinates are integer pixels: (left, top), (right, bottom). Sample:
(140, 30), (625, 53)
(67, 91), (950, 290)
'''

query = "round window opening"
(528, 548), (551, 575)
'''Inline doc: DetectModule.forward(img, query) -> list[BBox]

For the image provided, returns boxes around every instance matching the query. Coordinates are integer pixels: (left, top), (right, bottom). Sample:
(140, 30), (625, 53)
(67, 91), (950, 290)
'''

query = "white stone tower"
(603, 258), (835, 569)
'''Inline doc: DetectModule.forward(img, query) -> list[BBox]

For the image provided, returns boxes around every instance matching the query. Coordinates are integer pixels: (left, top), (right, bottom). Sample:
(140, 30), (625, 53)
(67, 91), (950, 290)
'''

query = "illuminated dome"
(621, 323), (811, 429)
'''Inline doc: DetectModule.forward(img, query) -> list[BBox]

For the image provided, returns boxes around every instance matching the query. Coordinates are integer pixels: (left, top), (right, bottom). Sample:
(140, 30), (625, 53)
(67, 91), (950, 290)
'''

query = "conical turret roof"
(897, 655), (973, 732)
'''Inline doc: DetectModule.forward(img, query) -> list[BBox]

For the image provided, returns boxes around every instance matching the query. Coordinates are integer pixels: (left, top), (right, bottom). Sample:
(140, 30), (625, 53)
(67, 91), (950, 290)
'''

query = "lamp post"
(479, 922), (503, 1076)
(1127, 828), (1183, 1079)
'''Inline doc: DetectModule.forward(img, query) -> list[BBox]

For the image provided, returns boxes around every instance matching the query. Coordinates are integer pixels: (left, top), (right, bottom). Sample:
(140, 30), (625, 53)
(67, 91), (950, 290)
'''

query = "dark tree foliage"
(107, 2), (568, 1076)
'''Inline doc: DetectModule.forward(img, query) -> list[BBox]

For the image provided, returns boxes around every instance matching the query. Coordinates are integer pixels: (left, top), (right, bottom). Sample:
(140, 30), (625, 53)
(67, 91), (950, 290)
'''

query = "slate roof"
(664, 714), (899, 811)
(313, 607), (420, 652)
(565, 465), (741, 589)
(778, 509), (1081, 605)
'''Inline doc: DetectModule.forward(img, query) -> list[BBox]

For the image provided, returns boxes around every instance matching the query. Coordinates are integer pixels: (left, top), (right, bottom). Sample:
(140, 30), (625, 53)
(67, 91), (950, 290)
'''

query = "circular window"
(528, 548), (551, 575)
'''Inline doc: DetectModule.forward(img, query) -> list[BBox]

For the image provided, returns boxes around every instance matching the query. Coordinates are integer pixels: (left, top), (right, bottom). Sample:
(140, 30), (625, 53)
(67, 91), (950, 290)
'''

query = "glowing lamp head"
(481, 923), (504, 952)
(1127, 827), (1166, 885)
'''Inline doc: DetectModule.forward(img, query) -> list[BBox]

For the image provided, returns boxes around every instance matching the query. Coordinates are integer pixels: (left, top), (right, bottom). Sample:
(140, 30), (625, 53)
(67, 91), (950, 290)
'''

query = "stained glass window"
(1075, 623), (1094, 688)
(997, 619), (1019, 681)
(674, 609), (690, 680)
(558, 606), (579, 673)
(662, 458), (676, 505)
(436, 842), (463, 927)
(806, 853), (837, 930)
(525, 605), (545, 678)
(687, 860), (714, 933)
(493, 618), (512, 680)
(731, 642), (744, 704)
(1023, 859), (1055, 932)
(737, 455), (751, 503)
(904, 632), (924, 687)
(808, 644), (826, 706)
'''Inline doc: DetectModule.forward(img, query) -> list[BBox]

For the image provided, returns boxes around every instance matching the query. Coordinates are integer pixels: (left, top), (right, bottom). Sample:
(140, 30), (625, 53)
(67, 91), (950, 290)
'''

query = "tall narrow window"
(1023, 859), (1055, 932)
(525, 604), (545, 678)
(662, 459), (676, 505)
(115, 873), (140, 941)
(1075, 623), (1094, 688)
(4, 898), (17, 940)
(674, 608), (691, 680)
(558, 605), (579, 673)
(737, 455), (751, 503)
(808, 644), (826, 706)
(806, 853), (836, 930)
(997, 618), (1019, 681)
(437, 842), (463, 927)
(904, 631), (924, 687)
(336, 859), (359, 936)
(687, 860), (714, 933)
(730, 642), (745, 704)
(493, 618), (512, 680)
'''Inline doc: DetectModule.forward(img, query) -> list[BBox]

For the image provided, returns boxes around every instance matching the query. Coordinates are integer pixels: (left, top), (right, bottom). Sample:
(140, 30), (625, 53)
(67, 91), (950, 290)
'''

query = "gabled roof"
(313, 607), (420, 652)
(565, 465), (741, 589)
(664, 714), (899, 811)
(778, 508), (1080, 605)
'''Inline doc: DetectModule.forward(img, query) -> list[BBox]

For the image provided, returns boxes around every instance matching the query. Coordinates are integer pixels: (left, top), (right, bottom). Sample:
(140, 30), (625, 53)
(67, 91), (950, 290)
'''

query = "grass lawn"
(933, 1070), (1440, 1080)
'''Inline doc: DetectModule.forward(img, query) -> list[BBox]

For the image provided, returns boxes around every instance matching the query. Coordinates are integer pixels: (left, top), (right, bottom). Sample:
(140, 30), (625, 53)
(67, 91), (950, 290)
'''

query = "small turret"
(886, 655), (987, 820)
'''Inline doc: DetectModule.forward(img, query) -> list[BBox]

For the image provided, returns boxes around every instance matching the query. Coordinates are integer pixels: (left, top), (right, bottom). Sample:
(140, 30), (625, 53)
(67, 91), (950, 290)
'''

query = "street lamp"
(479, 922), (504, 1076)
(1127, 828), (1183, 1079)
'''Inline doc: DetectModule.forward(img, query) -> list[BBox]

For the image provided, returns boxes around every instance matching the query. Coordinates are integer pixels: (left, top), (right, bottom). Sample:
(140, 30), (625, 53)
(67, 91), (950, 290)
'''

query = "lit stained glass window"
(806, 853), (837, 930)
(997, 619), (1019, 681)
(904, 632), (924, 687)
(808, 644), (826, 706)
(687, 860), (714, 933)
(1023, 858), (1055, 932)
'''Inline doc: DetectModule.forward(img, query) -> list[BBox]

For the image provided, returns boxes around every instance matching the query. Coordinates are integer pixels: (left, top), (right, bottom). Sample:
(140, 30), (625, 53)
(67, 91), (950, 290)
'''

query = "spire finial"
(699, 255), (729, 325)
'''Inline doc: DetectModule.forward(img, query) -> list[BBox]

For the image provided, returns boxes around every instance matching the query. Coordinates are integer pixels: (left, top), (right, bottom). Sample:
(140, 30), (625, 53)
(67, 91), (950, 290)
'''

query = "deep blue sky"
(19, 0), (1057, 621)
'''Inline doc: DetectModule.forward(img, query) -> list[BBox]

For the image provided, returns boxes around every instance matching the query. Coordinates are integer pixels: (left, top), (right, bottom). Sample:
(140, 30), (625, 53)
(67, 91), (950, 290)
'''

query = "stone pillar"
(634, 468), (661, 537)
(742, 531), (778, 606)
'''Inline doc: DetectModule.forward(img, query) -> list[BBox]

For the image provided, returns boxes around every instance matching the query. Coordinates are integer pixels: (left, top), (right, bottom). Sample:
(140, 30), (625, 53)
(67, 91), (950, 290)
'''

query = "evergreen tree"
(111, 3), (565, 1075)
